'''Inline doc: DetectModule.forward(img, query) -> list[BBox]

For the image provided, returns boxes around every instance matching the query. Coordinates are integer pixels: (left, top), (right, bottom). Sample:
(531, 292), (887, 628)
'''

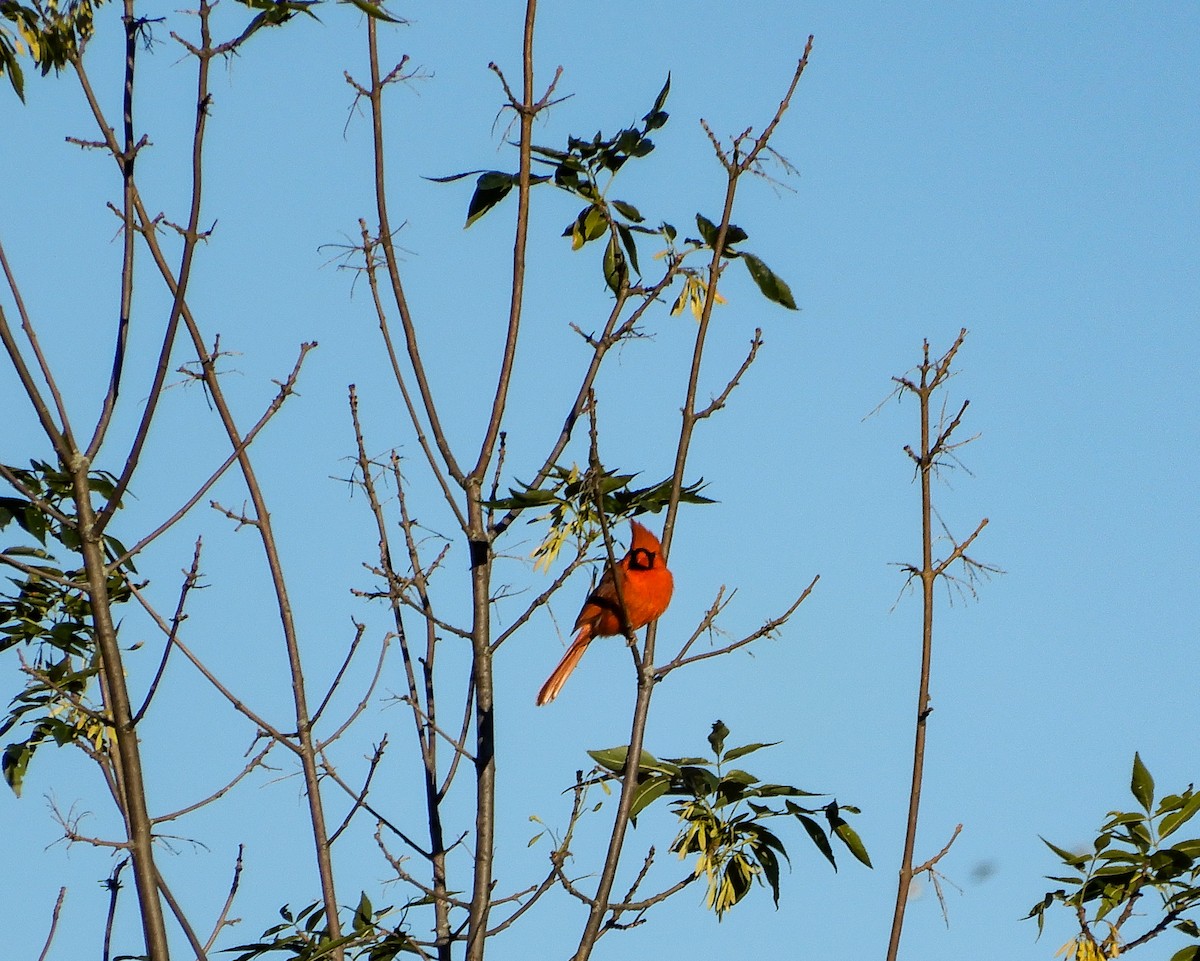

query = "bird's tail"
(536, 629), (593, 706)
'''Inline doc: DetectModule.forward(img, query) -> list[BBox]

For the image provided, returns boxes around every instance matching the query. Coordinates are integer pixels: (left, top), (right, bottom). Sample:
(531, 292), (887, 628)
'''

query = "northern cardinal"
(536, 519), (673, 706)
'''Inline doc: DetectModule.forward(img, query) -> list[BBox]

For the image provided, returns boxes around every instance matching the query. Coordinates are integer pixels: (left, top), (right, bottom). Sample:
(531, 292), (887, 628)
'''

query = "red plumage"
(537, 520), (673, 706)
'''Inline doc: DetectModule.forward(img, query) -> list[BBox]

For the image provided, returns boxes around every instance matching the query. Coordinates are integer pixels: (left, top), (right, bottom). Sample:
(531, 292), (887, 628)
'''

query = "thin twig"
(102, 859), (130, 961)
(133, 539), (205, 724)
(36, 887), (67, 961)
(152, 741), (274, 823)
(202, 845), (245, 953)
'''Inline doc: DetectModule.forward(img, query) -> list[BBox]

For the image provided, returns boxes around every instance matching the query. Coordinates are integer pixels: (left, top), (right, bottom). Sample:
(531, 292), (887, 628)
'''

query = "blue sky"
(2, 2), (1198, 959)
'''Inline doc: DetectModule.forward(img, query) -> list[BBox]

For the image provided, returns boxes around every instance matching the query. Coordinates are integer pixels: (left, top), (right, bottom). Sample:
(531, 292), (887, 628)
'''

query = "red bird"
(537, 519), (674, 706)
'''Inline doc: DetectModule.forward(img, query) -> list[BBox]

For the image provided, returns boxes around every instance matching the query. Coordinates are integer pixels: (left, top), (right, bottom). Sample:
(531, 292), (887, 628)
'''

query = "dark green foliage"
(1027, 755), (1200, 957)
(587, 720), (870, 919)
(0, 461), (132, 794)
(485, 463), (712, 571)
(0, 0), (105, 101)
(226, 895), (415, 961)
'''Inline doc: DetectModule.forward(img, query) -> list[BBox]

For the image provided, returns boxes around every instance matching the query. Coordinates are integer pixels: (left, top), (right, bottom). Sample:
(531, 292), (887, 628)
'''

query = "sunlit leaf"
(1131, 752), (1155, 813)
(723, 741), (780, 763)
(341, 0), (405, 23)
(630, 774), (671, 821)
(1160, 791), (1200, 839)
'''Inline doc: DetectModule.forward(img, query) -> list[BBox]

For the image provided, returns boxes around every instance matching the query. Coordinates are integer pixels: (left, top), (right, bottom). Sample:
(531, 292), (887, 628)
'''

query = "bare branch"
(203, 845), (245, 953)
(153, 741), (274, 824)
(0, 241), (75, 452)
(356, 225), (466, 528)
(315, 630), (390, 751)
(124, 576), (300, 754)
(36, 887), (67, 961)
(491, 540), (590, 652)
(326, 740), (387, 845)
(657, 575), (818, 677)
(693, 328), (763, 420)
(933, 517), (989, 577)
(156, 867), (210, 961)
(102, 859), (130, 961)
(133, 539), (205, 724)
(399, 695), (476, 762)
(912, 823), (963, 875)
(106, 342), (318, 571)
(312, 621), (370, 728)
(365, 26), (466, 490)
(321, 753), (433, 860)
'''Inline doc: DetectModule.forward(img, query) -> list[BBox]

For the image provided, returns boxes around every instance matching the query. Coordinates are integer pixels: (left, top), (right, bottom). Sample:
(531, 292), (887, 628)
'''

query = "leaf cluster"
(588, 721), (870, 920)
(227, 893), (414, 961)
(0, 0), (103, 101)
(0, 461), (132, 794)
(485, 463), (712, 571)
(667, 213), (796, 313)
(1027, 754), (1200, 961)
(431, 77), (670, 295)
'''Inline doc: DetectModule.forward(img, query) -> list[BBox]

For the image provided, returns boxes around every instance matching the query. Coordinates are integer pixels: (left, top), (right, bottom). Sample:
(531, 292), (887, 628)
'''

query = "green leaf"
(1169, 947), (1200, 961)
(587, 746), (678, 778)
(1041, 836), (1089, 869)
(678, 765), (720, 797)
(588, 746), (632, 773)
(1171, 838), (1200, 858)
(602, 234), (627, 293)
(354, 891), (373, 932)
(695, 214), (719, 247)
(465, 172), (516, 228)
(1, 42), (25, 103)
(1161, 790), (1200, 839)
(723, 741), (780, 763)
(629, 774), (671, 821)
(796, 813), (837, 869)
(826, 805), (872, 868)
(834, 819), (872, 868)
(1131, 752), (1155, 812)
(708, 720), (729, 758)
(2, 741), (32, 796)
(425, 168), (492, 183)
(757, 842), (782, 907)
(341, 0), (405, 23)
(742, 252), (797, 310)
(582, 205), (608, 243)
(643, 74), (670, 128)
(617, 224), (641, 277)
(611, 200), (644, 223)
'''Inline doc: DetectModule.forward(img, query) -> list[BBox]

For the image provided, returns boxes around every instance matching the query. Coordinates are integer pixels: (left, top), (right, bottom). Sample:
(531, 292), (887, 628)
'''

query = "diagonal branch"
(657, 575), (818, 677)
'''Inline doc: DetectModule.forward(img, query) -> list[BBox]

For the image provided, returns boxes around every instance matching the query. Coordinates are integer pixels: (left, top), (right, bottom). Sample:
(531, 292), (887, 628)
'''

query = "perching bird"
(536, 519), (674, 706)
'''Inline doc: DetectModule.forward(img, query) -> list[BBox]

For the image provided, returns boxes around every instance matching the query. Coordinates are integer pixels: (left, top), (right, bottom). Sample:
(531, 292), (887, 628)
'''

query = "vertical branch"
(72, 466), (170, 961)
(36, 887), (67, 961)
(0, 247), (73, 454)
(885, 343), (936, 961)
(85, 1), (139, 459)
(885, 329), (978, 960)
(70, 4), (346, 952)
(350, 389), (452, 960)
(466, 5), (538, 958)
(573, 46), (814, 961)
(466, 0), (535, 485)
(366, 19), (465, 490)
